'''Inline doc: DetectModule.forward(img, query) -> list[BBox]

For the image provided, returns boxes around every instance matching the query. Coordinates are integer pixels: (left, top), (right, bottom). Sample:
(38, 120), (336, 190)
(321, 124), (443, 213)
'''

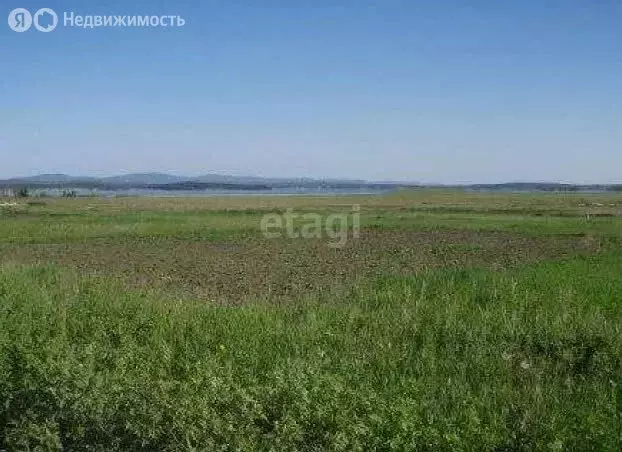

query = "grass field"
(1, 191), (621, 451)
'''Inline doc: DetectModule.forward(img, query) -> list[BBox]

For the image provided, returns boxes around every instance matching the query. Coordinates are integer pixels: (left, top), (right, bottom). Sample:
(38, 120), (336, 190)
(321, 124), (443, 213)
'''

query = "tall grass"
(0, 251), (620, 450)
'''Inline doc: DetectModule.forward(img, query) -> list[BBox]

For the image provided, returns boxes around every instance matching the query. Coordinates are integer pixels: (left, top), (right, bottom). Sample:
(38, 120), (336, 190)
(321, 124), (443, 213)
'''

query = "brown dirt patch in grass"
(0, 229), (598, 303)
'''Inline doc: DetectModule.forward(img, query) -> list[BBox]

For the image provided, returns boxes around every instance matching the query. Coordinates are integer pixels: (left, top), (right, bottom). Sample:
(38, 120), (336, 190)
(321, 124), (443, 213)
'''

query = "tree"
(17, 187), (30, 198)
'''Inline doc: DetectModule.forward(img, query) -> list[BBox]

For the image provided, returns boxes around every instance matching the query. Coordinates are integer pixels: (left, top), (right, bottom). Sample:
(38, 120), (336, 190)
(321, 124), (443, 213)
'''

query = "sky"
(1, 0), (620, 184)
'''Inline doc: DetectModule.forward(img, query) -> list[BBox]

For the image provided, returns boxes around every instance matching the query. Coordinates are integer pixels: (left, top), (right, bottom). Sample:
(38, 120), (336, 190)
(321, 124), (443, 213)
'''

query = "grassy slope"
(0, 193), (621, 450)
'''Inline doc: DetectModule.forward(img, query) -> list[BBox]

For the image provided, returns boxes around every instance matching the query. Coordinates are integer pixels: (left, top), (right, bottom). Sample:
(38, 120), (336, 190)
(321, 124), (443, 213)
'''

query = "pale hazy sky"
(2, 0), (620, 183)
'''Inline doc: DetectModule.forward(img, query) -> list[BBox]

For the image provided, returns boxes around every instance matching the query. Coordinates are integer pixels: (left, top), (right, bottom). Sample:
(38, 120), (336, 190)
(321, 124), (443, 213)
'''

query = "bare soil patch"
(0, 229), (598, 302)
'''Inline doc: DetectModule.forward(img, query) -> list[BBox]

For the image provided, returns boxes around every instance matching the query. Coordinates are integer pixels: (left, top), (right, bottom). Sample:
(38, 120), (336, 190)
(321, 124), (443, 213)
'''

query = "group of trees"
(14, 188), (78, 198)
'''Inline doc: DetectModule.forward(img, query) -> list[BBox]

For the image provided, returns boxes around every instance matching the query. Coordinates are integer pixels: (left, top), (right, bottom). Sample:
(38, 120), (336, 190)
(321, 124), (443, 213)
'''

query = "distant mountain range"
(0, 173), (416, 192)
(6, 173), (187, 185)
(0, 173), (621, 193)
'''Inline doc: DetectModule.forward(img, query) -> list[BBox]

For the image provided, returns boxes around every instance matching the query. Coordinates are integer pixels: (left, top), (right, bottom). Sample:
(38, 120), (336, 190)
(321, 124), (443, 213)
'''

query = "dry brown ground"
(0, 229), (599, 303)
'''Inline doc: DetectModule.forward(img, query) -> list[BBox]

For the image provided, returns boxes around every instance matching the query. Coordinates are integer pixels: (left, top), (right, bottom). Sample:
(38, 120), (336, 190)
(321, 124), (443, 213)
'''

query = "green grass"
(0, 193), (621, 450)
(2, 203), (622, 245)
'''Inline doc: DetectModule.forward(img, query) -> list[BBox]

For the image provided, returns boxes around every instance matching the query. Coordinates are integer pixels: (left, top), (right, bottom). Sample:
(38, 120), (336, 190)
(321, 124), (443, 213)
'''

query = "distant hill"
(192, 173), (268, 184)
(8, 174), (97, 183)
(0, 173), (619, 193)
(0, 173), (385, 191)
(146, 181), (272, 191)
(190, 174), (369, 186)
(100, 173), (190, 185)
